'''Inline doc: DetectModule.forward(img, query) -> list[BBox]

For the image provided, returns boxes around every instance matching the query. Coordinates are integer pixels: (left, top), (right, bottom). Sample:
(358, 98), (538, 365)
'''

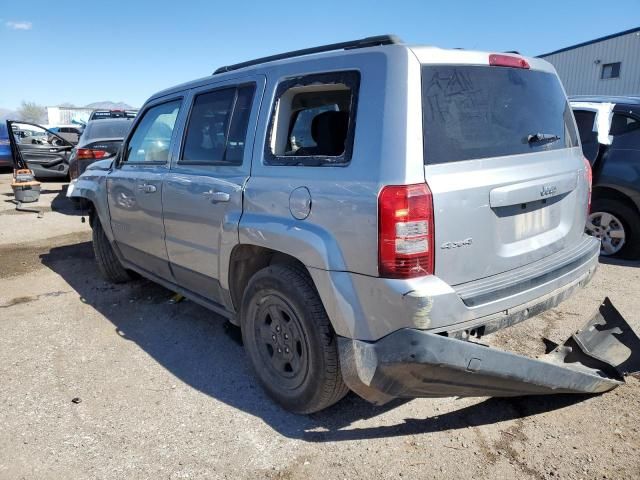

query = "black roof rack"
(213, 34), (402, 75)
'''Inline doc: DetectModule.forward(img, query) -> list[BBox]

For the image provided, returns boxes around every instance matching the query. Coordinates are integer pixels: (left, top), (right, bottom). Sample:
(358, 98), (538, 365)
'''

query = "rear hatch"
(419, 55), (587, 286)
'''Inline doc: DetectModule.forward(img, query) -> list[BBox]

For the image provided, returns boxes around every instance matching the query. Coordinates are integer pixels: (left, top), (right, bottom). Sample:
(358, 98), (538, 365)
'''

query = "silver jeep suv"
(71, 36), (630, 414)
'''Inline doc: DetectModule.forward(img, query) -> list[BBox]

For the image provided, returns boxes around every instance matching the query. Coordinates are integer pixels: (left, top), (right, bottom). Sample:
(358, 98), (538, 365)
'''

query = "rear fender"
(237, 212), (348, 271)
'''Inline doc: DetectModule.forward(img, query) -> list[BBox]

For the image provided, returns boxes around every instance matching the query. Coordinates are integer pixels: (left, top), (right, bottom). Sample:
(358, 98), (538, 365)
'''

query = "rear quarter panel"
(240, 46), (426, 276)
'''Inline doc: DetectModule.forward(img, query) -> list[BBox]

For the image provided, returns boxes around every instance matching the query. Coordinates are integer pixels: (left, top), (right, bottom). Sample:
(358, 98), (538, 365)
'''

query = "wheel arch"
(592, 185), (640, 215)
(227, 244), (309, 313)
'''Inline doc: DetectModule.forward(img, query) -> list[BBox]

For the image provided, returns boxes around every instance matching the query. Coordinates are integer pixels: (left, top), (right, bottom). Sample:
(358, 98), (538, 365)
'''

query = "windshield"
(421, 65), (578, 164)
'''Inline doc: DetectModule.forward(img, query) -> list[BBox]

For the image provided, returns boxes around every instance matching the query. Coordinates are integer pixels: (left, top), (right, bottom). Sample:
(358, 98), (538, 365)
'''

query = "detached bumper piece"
(339, 298), (640, 405)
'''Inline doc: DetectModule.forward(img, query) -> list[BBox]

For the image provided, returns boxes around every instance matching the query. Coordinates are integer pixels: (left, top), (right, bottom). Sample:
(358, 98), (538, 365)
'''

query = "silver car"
(70, 36), (638, 413)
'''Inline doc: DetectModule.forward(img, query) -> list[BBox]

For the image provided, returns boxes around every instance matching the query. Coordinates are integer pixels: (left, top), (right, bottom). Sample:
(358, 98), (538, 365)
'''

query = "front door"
(8, 121), (73, 178)
(162, 78), (263, 303)
(107, 98), (183, 280)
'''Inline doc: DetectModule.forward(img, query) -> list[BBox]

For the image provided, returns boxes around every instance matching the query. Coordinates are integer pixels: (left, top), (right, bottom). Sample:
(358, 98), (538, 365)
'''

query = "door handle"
(203, 190), (230, 203)
(137, 183), (157, 193)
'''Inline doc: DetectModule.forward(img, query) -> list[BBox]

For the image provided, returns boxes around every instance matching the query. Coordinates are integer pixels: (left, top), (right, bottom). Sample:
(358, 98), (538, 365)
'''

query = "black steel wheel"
(252, 294), (309, 390)
(240, 264), (349, 414)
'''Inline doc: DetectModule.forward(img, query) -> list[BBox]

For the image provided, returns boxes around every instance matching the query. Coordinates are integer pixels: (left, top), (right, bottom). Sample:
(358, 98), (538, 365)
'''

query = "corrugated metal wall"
(541, 31), (640, 96)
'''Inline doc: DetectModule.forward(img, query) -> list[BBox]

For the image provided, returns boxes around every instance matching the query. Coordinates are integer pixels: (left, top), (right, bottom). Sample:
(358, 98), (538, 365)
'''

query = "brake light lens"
(379, 183), (434, 278)
(489, 54), (530, 69)
(584, 157), (593, 214)
(77, 148), (109, 160)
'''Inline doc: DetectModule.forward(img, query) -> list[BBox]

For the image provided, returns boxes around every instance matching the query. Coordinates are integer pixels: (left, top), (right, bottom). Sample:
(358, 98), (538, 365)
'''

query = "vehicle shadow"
(599, 256), (640, 268)
(39, 241), (591, 442)
(49, 184), (84, 215)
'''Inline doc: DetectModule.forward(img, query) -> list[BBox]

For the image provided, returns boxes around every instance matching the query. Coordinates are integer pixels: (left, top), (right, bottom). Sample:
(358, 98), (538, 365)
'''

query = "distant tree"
(16, 101), (47, 123)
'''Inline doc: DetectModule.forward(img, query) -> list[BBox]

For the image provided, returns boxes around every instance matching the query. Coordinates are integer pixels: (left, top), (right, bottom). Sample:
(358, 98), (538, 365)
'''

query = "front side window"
(124, 100), (181, 164)
(601, 62), (621, 79)
(181, 84), (255, 166)
(609, 113), (640, 150)
(265, 71), (359, 166)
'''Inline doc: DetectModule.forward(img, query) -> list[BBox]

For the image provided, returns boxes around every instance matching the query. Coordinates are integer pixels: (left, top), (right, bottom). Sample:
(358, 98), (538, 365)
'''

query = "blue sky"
(0, 0), (638, 109)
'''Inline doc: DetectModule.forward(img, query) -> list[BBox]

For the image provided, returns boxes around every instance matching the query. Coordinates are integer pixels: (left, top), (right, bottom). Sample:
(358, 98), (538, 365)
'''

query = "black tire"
(92, 220), (132, 283)
(240, 264), (349, 414)
(589, 198), (640, 259)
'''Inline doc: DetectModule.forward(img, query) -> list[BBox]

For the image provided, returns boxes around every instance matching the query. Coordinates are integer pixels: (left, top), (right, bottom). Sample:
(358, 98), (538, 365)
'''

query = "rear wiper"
(526, 132), (560, 144)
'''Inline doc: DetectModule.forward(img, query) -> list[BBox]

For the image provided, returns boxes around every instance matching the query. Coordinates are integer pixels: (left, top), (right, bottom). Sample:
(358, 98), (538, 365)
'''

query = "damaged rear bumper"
(338, 298), (640, 405)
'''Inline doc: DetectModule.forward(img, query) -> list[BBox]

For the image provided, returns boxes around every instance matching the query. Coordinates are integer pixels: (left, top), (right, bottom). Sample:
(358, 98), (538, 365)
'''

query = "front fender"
(68, 170), (114, 241)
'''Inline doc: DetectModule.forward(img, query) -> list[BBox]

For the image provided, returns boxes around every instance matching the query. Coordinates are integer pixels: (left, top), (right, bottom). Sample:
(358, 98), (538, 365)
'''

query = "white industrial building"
(539, 27), (640, 96)
(46, 106), (93, 126)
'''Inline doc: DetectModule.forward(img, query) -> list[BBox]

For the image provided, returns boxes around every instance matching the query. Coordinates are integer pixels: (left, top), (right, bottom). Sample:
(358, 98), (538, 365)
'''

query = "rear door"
(420, 62), (586, 286)
(162, 76), (263, 303)
(107, 98), (182, 280)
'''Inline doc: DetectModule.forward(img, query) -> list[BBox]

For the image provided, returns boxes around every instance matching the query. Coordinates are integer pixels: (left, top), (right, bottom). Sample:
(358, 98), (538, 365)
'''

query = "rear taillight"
(584, 157), (593, 214)
(489, 54), (530, 69)
(378, 183), (434, 278)
(77, 148), (109, 160)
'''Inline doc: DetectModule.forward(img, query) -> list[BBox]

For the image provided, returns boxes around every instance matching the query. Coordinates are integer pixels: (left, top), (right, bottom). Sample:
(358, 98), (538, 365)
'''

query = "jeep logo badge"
(540, 185), (557, 197)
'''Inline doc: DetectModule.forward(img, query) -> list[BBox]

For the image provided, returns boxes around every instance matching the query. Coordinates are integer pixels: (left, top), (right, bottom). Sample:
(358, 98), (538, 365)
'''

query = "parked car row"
(0, 122), (11, 167)
(570, 96), (640, 259)
(67, 36), (635, 414)
(5, 109), (137, 179)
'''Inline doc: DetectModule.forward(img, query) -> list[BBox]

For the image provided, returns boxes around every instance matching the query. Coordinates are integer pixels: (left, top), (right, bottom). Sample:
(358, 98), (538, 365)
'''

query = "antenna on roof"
(213, 34), (402, 75)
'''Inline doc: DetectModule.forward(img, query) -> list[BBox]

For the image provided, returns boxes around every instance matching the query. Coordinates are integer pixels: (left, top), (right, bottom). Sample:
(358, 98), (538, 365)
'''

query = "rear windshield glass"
(421, 66), (578, 164)
(83, 119), (132, 141)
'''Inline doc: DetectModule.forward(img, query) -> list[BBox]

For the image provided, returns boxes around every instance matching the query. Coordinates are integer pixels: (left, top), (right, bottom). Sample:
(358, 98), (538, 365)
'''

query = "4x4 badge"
(440, 238), (473, 249)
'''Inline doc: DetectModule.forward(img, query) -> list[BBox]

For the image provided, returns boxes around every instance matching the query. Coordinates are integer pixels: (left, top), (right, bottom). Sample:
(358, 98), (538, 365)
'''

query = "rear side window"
(609, 113), (640, 150)
(265, 71), (359, 166)
(573, 109), (600, 163)
(609, 113), (639, 136)
(181, 84), (255, 166)
(573, 110), (597, 143)
(421, 66), (578, 164)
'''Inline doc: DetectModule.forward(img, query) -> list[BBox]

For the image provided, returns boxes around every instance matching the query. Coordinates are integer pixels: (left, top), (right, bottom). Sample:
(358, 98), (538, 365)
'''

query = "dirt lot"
(0, 171), (639, 479)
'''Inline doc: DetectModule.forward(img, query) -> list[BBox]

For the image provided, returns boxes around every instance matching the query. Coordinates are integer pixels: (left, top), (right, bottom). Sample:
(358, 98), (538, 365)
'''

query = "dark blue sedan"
(0, 122), (11, 168)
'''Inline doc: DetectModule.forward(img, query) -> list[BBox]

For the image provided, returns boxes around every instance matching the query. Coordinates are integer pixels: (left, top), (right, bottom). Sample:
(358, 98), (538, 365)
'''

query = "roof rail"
(213, 34), (402, 75)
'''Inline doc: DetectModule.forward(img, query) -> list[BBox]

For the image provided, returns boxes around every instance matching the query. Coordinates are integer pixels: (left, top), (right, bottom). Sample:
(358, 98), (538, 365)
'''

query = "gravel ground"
(0, 172), (639, 479)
